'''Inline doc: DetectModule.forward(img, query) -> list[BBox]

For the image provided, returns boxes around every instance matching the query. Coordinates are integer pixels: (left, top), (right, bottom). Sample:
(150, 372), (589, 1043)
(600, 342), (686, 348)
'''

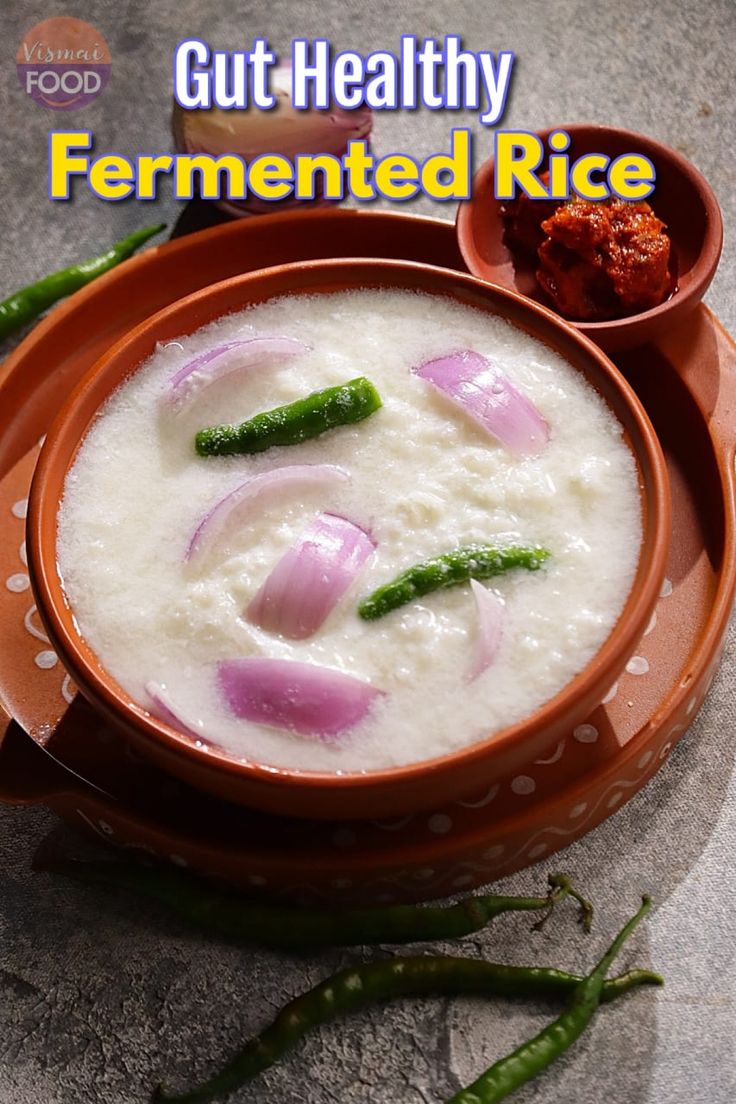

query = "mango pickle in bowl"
(456, 123), (723, 352)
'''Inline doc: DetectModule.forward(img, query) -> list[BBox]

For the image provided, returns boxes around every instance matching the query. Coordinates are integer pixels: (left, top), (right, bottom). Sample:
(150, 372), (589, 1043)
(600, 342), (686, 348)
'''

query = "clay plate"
(27, 257), (668, 819)
(0, 211), (734, 902)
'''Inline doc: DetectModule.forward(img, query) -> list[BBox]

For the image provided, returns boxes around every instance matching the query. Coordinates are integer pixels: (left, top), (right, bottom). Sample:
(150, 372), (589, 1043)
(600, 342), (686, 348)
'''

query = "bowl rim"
(456, 121), (724, 338)
(27, 256), (671, 800)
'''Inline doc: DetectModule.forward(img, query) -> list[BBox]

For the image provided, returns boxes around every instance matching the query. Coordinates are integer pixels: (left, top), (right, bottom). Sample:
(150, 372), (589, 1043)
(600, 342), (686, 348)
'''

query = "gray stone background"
(0, 1), (734, 1101)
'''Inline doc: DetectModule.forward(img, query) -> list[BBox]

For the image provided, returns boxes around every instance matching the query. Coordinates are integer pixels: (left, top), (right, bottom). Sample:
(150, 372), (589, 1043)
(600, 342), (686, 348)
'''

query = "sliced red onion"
(467, 580), (505, 681)
(413, 350), (549, 457)
(217, 658), (383, 740)
(171, 64), (372, 217)
(247, 513), (376, 639)
(145, 681), (203, 740)
(186, 464), (349, 564)
(165, 336), (307, 410)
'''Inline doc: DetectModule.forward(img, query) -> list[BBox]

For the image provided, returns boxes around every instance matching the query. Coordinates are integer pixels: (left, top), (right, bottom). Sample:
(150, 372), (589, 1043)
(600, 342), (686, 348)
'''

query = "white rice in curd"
(57, 289), (642, 772)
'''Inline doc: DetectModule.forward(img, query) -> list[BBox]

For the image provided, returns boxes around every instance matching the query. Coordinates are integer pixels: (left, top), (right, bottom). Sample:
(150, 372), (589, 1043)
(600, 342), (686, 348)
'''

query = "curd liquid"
(57, 289), (642, 772)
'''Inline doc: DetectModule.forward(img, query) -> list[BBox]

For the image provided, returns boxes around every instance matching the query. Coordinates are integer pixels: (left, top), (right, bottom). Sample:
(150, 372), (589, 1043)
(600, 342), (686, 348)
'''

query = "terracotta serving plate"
(27, 258), (669, 819)
(0, 210), (734, 903)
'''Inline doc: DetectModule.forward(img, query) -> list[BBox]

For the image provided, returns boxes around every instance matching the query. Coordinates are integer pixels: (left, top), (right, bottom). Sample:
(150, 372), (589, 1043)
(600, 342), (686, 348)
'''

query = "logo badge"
(17, 16), (111, 110)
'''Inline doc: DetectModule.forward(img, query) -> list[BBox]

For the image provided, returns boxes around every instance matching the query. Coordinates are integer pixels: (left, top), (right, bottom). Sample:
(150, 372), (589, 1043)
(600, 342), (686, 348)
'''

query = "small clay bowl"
(456, 124), (723, 353)
(27, 259), (670, 820)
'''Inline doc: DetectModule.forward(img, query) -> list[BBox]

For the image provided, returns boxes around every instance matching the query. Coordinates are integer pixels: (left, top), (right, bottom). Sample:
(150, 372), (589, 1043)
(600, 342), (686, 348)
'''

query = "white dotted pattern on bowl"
(34, 650), (58, 670)
(626, 655), (650, 676)
(71, 767), (662, 896)
(5, 573), (29, 593)
(510, 775), (536, 795)
(70, 711), (684, 898)
(573, 724), (599, 744)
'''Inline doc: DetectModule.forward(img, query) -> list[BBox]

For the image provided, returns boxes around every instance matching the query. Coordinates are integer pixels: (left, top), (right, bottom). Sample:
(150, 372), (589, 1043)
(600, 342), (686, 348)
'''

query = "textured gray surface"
(1, 1), (735, 1102)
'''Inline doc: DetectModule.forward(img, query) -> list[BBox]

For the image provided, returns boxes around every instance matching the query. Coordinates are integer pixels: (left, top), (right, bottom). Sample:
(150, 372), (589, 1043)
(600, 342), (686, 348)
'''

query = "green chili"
(0, 224), (166, 341)
(194, 376), (382, 457)
(358, 542), (550, 621)
(152, 955), (662, 1104)
(447, 896), (654, 1104)
(38, 860), (591, 948)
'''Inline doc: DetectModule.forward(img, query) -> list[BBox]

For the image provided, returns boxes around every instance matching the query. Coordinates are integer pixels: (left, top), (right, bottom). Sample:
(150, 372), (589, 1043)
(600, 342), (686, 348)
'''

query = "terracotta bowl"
(456, 124), (723, 353)
(27, 259), (670, 820)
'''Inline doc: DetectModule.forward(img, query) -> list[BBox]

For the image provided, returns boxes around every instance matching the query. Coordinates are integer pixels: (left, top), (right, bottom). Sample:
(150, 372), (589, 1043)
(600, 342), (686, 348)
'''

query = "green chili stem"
(358, 543), (550, 621)
(447, 896), (654, 1104)
(151, 955), (661, 1104)
(0, 224), (166, 341)
(37, 859), (591, 949)
(536, 872), (593, 933)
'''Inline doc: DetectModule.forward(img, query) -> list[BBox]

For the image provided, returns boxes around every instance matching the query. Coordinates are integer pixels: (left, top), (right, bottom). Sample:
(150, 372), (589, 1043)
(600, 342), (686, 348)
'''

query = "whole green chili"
(38, 859), (591, 948)
(0, 223), (166, 341)
(358, 543), (550, 621)
(152, 954), (662, 1104)
(447, 896), (654, 1104)
(194, 376), (382, 457)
